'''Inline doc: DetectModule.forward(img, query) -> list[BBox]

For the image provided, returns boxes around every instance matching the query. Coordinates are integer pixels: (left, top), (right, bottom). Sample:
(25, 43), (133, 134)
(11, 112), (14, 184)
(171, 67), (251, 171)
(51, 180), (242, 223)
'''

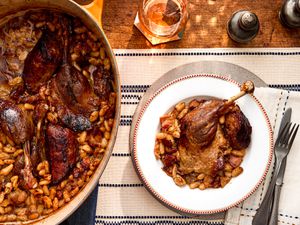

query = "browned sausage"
(46, 124), (77, 184)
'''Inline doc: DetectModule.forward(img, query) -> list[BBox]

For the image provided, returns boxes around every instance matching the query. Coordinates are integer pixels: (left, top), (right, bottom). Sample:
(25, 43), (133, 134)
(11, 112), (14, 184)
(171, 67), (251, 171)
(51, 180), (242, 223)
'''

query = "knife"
(268, 108), (292, 225)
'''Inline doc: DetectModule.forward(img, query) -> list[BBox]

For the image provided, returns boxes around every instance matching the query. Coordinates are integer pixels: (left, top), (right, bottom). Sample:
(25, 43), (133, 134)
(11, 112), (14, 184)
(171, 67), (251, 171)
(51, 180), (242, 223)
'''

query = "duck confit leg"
(0, 99), (34, 145)
(22, 29), (63, 94)
(181, 80), (254, 148)
(0, 99), (38, 189)
(48, 16), (100, 132)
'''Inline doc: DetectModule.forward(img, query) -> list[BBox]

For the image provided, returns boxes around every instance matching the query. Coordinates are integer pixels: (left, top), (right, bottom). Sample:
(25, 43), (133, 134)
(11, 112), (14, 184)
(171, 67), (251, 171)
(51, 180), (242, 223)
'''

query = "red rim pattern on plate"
(132, 74), (274, 215)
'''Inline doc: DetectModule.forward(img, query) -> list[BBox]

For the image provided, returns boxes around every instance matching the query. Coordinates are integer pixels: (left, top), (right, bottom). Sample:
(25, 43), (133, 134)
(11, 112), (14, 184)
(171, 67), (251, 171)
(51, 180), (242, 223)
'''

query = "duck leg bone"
(219, 80), (255, 114)
(21, 141), (38, 189)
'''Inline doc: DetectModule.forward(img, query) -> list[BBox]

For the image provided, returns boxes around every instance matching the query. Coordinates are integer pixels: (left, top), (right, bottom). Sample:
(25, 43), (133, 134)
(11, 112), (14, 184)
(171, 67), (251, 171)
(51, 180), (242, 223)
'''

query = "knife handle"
(268, 184), (282, 225)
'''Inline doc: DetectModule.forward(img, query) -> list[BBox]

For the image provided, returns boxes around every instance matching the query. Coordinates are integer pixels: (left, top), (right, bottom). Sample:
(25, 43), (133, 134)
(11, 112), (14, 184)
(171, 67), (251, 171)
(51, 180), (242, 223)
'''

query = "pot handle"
(80, 0), (104, 28)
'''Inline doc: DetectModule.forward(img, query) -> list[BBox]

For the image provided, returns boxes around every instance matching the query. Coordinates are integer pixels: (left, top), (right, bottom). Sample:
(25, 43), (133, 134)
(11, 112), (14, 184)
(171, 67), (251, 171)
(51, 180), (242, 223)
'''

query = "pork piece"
(181, 99), (224, 148)
(223, 105), (252, 149)
(46, 124), (77, 184)
(0, 99), (34, 145)
(22, 30), (63, 94)
(229, 155), (243, 168)
(93, 66), (113, 100)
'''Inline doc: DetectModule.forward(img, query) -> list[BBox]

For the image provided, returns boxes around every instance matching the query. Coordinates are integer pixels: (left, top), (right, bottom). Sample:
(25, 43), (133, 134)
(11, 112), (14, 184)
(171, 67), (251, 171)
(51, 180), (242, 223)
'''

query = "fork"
(252, 122), (299, 225)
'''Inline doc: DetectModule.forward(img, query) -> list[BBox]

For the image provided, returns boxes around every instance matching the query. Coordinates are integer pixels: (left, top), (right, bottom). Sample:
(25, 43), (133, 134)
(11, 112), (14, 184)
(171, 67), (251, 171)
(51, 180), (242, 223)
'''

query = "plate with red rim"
(129, 61), (273, 216)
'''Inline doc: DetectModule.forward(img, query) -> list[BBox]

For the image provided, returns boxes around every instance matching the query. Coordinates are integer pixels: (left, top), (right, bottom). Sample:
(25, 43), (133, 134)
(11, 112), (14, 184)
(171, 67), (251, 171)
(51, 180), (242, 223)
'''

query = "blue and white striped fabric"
(65, 48), (300, 225)
(225, 87), (300, 225)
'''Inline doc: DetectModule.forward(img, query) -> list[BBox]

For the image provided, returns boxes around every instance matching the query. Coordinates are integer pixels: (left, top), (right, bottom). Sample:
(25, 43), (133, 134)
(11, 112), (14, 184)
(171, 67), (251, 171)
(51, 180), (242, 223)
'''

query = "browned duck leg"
(0, 100), (38, 189)
(0, 99), (34, 145)
(47, 17), (100, 132)
(22, 29), (63, 94)
(181, 80), (255, 148)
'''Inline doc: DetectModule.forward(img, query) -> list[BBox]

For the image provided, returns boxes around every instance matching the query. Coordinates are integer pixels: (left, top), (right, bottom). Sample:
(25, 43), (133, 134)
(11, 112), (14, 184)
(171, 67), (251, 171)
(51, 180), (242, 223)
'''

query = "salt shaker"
(227, 10), (260, 43)
(279, 0), (300, 28)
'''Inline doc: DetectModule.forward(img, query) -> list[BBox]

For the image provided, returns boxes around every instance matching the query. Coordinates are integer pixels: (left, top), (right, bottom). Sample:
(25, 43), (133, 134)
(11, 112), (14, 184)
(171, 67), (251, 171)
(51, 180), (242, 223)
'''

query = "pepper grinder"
(227, 10), (260, 43)
(279, 0), (300, 28)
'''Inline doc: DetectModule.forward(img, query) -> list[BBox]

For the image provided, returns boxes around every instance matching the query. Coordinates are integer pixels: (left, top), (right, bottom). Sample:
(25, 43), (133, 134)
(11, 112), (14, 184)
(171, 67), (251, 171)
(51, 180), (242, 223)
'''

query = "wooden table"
(102, 0), (300, 49)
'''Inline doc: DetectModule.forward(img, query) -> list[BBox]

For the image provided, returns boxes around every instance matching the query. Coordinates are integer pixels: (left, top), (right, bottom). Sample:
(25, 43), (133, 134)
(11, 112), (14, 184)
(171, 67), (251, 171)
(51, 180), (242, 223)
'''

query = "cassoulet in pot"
(0, 10), (115, 222)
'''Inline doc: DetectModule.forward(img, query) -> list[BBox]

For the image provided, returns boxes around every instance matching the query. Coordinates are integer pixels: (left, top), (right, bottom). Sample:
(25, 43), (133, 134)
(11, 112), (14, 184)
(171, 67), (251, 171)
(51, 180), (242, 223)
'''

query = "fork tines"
(276, 122), (299, 148)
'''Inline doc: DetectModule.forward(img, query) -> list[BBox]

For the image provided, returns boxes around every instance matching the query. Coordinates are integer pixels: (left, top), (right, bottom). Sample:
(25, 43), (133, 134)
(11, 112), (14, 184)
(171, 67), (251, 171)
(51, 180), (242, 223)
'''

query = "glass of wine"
(135, 0), (188, 45)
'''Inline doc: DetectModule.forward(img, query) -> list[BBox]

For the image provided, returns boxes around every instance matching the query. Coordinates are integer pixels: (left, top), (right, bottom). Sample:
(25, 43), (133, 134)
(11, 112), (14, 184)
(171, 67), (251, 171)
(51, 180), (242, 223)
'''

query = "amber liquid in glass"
(143, 0), (183, 36)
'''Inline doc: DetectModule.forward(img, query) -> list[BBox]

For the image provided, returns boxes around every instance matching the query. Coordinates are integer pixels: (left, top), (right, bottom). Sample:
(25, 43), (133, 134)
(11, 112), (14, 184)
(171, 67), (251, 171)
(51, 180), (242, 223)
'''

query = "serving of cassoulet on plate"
(131, 74), (273, 215)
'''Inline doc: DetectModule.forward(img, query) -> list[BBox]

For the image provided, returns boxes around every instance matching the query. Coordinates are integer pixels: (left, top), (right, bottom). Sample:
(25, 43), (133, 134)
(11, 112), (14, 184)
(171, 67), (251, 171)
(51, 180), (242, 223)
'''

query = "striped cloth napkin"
(66, 48), (300, 225)
(225, 88), (300, 225)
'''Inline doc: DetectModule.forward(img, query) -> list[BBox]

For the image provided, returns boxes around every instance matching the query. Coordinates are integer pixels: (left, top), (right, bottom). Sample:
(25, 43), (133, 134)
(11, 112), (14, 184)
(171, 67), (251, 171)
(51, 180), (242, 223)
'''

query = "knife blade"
(268, 108), (292, 225)
(276, 108), (292, 186)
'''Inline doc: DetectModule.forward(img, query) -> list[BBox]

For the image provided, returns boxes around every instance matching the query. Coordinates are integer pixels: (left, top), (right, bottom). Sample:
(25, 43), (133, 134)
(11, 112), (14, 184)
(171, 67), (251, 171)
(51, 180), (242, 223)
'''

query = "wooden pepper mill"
(227, 10), (260, 43)
(280, 0), (300, 28)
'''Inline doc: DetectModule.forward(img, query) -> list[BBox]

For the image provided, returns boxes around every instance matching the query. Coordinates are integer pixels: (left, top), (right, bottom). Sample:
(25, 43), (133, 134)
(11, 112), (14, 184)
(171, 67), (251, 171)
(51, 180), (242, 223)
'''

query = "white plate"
(131, 74), (273, 215)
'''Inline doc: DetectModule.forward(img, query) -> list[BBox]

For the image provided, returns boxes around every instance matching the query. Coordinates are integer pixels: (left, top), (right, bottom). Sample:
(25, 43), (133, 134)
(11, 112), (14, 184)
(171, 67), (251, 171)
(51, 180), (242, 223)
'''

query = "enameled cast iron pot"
(0, 0), (120, 224)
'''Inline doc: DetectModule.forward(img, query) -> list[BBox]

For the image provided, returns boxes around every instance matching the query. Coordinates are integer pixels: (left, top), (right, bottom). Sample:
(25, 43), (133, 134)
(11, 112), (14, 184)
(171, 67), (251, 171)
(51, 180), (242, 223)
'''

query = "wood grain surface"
(102, 0), (300, 49)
